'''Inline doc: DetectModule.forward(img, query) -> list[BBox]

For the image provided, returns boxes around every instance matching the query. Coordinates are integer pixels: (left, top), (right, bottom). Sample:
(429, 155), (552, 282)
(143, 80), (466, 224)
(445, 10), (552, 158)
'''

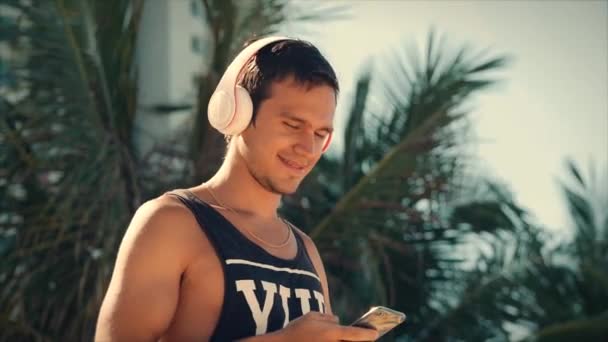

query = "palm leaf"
(432, 159), (608, 340)
(0, 0), (141, 339)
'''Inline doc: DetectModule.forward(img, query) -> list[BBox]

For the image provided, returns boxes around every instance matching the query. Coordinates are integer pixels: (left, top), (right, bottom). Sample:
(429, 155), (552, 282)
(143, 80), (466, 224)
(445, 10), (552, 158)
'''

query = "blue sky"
(284, 0), (608, 232)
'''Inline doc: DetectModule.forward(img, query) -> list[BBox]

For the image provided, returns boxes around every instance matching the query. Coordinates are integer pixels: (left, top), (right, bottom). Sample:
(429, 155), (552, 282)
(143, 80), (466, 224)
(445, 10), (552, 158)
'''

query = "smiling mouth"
(278, 155), (307, 172)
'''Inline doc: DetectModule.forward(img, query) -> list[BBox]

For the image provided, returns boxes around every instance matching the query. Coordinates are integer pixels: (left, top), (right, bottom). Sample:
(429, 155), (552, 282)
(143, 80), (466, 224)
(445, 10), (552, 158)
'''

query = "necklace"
(205, 186), (293, 249)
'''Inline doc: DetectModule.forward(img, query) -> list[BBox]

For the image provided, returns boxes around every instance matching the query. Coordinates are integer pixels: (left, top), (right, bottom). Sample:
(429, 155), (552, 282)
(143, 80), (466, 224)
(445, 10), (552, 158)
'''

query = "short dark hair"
(226, 38), (338, 141)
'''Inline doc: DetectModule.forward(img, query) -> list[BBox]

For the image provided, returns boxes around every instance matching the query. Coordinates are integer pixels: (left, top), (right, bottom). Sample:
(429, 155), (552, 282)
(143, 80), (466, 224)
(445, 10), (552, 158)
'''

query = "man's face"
(237, 75), (336, 195)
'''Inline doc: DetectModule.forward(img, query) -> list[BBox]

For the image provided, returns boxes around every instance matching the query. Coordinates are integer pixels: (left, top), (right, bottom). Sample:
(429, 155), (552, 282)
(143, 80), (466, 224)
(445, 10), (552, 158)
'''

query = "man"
(95, 37), (379, 341)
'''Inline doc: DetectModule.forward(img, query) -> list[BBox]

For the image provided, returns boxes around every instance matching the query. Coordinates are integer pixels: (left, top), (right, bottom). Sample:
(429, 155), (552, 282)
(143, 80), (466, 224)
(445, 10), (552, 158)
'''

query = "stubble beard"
(248, 162), (299, 196)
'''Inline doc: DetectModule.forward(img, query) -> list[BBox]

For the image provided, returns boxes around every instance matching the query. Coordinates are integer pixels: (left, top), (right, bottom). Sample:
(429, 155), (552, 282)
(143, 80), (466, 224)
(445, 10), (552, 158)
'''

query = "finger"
(317, 313), (339, 323)
(335, 326), (379, 341)
(305, 311), (334, 321)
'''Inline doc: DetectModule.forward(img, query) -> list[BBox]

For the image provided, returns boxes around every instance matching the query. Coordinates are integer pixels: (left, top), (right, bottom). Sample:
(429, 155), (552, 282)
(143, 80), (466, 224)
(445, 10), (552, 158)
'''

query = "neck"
(203, 143), (282, 220)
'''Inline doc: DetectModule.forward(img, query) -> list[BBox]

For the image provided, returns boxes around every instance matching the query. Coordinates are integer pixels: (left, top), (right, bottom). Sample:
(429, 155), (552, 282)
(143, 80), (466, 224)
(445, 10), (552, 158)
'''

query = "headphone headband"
(213, 36), (289, 122)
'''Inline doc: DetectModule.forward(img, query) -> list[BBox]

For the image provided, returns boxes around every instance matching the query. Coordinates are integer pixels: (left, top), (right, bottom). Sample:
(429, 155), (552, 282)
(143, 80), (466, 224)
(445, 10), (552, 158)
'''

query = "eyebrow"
(280, 111), (334, 133)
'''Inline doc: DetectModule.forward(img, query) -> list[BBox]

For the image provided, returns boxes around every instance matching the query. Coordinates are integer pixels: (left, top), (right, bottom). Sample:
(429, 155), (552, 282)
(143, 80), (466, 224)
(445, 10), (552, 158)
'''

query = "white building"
(134, 0), (212, 158)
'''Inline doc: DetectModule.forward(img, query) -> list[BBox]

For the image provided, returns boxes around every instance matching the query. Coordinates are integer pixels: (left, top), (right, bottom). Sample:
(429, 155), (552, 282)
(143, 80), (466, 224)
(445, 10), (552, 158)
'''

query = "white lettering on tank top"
(229, 259), (324, 334)
(235, 279), (325, 334)
(279, 285), (291, 327)
(294, 288), (312, 315)
(313, 290), (325, 313)
(235, 280), (277, 335)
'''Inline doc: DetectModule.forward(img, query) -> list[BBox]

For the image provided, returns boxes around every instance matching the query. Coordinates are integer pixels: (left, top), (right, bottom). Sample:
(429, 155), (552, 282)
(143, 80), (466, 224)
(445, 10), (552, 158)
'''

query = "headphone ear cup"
(223, 86), (253, 136)
(207, 90), (234, 133)
(321, 132), (332, 153)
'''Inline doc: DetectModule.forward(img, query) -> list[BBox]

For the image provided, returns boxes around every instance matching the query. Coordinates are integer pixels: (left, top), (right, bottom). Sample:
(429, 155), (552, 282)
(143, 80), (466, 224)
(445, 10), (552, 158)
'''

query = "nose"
(293, 130), (317, 156)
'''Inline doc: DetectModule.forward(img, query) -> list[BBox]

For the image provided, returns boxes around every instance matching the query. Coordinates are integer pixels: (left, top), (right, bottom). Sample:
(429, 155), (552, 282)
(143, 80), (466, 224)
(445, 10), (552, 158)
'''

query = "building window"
(191, 0), (201, 17)
(191, 36), (203, 55)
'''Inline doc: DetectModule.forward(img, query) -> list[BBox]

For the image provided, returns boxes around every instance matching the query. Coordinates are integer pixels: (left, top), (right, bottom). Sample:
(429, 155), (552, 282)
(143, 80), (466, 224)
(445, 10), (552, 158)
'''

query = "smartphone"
(350, 306), (406, 339)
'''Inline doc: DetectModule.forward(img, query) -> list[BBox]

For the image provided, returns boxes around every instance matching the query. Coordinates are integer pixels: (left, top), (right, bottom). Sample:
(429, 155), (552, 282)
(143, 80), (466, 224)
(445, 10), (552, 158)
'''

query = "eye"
(284, 122), (299, 129)
(315, 132), (328, 138)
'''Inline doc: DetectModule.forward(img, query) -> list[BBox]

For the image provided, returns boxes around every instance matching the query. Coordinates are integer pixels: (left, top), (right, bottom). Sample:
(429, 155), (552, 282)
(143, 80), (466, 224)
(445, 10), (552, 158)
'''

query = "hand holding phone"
(350, 306), (406, 339)
(270, 311), (379, 342)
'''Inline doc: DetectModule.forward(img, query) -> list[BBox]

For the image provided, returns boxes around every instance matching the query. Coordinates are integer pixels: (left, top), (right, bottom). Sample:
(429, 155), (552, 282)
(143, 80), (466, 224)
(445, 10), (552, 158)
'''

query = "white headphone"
(207, 36), (332, 153)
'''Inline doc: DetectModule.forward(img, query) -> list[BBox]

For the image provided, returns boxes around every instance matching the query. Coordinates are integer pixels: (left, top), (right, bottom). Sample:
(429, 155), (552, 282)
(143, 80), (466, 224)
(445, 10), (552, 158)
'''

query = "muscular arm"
(95, 198), (197, 341)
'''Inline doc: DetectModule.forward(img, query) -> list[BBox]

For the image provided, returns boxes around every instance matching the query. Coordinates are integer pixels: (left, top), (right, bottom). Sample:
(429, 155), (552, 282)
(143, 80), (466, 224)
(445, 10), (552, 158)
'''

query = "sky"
(284, 0), (608, 232)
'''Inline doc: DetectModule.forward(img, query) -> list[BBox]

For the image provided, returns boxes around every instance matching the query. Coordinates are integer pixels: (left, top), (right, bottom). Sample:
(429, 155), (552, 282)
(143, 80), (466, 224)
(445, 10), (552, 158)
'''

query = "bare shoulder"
(134, 193), (194, 226)
(111, 192), (220, 289)
(122, 194), (205, 264)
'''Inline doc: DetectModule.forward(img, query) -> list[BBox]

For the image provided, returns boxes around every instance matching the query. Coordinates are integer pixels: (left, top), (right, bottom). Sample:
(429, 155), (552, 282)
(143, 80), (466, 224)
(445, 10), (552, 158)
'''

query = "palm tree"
(279, 29), (511, 340)
(519, 159), (608, 341)
(1, 1), (143, 340)
(412, 160), (608, 341)
(0, 0), (343, 340)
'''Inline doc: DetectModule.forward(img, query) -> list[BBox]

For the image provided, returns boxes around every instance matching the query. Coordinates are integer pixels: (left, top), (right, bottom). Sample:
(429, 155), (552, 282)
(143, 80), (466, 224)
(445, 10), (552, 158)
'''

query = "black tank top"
(167, 190), (325, 341)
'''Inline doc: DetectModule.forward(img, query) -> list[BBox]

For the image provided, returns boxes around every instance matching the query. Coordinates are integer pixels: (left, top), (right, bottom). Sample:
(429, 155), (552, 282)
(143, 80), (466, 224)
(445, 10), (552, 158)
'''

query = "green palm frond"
(430, 159), (608, 341)
(560, 158), (608, 261)
(343, 66), (372, 190)
(0, 0), (141, 340)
